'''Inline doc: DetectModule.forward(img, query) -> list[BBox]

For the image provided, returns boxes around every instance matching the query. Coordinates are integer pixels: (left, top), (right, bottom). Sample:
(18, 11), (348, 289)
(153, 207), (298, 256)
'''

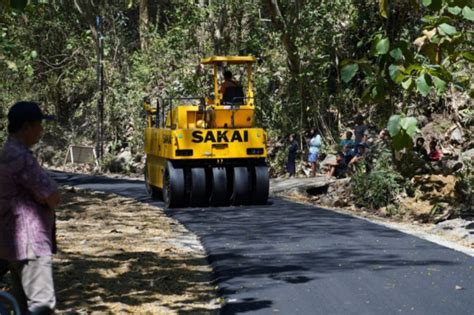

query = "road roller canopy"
(201, 56), (256, 65)
(201, 55), (256, 106)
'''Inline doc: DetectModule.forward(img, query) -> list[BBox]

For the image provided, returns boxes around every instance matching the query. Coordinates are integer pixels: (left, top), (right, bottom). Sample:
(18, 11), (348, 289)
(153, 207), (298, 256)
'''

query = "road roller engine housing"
(143, 56), (269, 208)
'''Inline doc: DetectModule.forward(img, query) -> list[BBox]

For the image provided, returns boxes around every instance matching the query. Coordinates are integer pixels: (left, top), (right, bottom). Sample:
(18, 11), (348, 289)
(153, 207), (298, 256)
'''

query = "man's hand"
(349, 156), (362, 165)
(34, 190), (60, 209)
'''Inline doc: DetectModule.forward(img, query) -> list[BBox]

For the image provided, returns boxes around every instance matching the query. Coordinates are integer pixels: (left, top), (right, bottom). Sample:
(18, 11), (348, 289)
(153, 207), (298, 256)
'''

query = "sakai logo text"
(192, 130), (249, 143)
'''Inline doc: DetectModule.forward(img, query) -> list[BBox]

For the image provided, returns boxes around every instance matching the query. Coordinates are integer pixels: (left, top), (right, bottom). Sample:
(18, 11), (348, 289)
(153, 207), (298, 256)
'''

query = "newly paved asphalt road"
(52, 171), (474, 315)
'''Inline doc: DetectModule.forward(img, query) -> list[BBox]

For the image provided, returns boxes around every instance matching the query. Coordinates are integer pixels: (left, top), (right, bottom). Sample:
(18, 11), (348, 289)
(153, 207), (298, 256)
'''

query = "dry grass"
(55, 187), (220, 314)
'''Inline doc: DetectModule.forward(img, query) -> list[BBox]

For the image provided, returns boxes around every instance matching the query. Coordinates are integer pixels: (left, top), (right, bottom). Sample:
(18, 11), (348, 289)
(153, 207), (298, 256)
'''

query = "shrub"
(268, 145), (288, 178)
(455, 160), (473, 216)
(352, 147), (405, 210)
(352, 168), (403, 210)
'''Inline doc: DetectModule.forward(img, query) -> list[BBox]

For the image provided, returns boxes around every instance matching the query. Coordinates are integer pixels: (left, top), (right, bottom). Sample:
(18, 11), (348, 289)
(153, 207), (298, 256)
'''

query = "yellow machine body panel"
(162, 105), (256, 130)
(144, 127), (267, 159)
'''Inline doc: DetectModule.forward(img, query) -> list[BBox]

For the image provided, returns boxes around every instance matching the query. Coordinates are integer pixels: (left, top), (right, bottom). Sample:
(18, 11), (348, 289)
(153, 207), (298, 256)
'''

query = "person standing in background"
(307, 128), (322, 177)
(0, 101), (60, 315)
(353, 114), (368, 146)
(287, 134), (298, 177)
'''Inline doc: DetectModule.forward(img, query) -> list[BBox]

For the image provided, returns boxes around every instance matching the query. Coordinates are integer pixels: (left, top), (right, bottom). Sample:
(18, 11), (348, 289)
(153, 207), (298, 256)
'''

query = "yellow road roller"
(143, 56), (269, 208)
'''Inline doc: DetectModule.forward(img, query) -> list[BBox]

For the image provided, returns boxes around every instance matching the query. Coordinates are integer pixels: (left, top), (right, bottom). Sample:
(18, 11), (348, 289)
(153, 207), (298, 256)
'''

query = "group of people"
(286, 115), (371, 179)
(326, 129), (371, 179)
(286, 128), (323, 178)
(286, 114), (443, 179)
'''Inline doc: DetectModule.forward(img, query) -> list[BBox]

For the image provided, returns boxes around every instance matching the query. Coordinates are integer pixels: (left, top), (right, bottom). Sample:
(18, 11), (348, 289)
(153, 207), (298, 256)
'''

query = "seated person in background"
(220, 70), (244, 104)
(428, 139), (442, 161)
(326, 152), (348, 178)
(414, 137), (428, 161)
(342, 143), (353, 165)
(339, 131), (354, 149)
(351, 133), (369, 156)
(348, 143), (368, 169)
(220, 70), (239, 96)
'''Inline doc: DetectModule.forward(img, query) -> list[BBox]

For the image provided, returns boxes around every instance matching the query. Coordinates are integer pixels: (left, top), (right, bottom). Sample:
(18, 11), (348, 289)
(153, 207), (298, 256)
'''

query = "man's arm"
(220, 81), (228, 95)
(18, 153), (60, 209)
(348, 155), (360, 165)
(327, 165), (336, 177)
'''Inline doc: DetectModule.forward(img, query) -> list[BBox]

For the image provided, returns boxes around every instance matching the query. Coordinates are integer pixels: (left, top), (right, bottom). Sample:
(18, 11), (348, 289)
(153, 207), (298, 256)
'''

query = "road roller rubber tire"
(163, 161), (185, 208)
(190, 167), (207, 207)
(209, 167), (228, 206)
(144, 158), (161, 200)
(230, 166), (250, 206)
(251, 165), (269, 205)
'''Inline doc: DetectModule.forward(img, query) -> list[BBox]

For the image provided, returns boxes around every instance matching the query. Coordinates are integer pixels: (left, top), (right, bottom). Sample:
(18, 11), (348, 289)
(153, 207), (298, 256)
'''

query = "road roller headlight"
(176, 149), (193, 156)
(247, 148), (264, 155)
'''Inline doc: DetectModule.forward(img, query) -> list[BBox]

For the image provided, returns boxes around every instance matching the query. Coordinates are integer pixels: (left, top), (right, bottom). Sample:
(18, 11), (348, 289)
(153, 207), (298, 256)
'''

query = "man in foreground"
(0, 101), (60, 314)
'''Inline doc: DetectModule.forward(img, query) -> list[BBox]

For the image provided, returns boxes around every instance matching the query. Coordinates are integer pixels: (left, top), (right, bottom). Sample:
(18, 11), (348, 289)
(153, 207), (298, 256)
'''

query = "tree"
(263, 0), (304, 136)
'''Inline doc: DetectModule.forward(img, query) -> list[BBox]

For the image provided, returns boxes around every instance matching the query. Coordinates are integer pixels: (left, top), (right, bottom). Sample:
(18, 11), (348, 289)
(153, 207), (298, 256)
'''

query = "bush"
(352, 168), (403, 210)
(268, 145), (288, 178)
(352, 148), (405, 210)
(455, 160), (474, 216)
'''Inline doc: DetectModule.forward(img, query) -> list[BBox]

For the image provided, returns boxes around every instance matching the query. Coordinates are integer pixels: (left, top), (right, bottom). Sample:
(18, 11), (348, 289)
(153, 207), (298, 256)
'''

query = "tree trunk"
(265, 0), (300, 78)
(210, 2), (227, 55)
(139, 0), (149, 51)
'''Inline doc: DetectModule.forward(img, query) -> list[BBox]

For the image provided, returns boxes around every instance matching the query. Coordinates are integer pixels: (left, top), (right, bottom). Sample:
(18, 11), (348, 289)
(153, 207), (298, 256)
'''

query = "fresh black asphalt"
(51, 171), (474, 315)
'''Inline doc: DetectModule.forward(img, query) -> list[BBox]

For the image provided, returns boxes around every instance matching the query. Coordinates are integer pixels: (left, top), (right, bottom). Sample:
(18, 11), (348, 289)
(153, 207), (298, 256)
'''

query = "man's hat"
(8, 101), (55, 125)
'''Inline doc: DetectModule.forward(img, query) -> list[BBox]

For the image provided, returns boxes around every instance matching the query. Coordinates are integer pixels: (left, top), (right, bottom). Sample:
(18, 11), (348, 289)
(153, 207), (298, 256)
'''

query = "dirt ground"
(53, 187), (220, 314)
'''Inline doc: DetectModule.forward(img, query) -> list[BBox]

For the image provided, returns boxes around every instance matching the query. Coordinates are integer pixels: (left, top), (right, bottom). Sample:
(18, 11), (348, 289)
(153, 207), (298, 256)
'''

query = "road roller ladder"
(143, 56), (269, 208)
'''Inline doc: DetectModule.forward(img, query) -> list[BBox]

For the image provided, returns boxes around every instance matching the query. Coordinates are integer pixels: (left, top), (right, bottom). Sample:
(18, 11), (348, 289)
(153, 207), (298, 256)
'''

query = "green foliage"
(343, 0), (473, 112)
(375, 37), (390, 55)
(416, 74), (431, 96)
(455, 160), (474, 212)
(0, 0), (471, 177)
(387, 114), (420, 150)
(268, 145), (288, 178)
(379, 0), (389, 18)
(0, 107), (6, 144)
(463, 6), (474, 21)
(352, 149), (405, 210)
(341, 63), (359, 83)
(352, 169), (401, 209)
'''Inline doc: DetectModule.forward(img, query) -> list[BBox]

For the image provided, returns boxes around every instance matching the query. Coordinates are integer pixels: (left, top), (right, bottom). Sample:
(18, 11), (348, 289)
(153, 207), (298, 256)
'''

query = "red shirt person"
(428, 139), (442, 161)
(0, 101), (60, 314)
